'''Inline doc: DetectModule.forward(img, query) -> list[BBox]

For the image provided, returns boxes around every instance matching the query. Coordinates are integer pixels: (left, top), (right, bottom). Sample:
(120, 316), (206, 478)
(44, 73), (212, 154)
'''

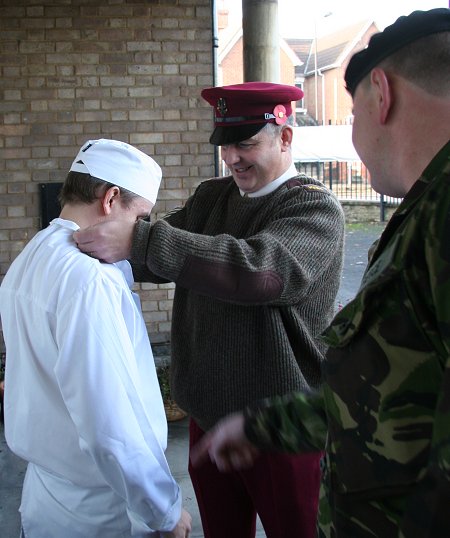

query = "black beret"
(345, 8), (450, 96)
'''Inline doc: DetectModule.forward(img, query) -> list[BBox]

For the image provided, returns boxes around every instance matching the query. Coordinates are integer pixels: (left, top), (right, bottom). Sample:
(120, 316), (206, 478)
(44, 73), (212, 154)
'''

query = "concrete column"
(242, 0), (279, 82)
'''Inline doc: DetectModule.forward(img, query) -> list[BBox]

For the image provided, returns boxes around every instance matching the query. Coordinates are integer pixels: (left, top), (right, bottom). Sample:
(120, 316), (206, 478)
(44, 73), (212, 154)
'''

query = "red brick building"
(287, 20), (380, 126)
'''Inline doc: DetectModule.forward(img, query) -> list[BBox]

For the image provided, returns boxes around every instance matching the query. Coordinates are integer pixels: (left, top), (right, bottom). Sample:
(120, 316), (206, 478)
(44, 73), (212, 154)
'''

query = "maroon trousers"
(188, 419), (322, 538)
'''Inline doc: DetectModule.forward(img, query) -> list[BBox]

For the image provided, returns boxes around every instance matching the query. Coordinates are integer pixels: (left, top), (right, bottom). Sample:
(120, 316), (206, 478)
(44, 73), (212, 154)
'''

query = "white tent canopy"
(292, 125), (360, 163)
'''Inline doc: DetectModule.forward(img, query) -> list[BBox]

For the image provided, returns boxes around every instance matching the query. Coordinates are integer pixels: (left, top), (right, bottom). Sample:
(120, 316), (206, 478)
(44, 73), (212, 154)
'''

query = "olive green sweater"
(132, 174), (345, 430)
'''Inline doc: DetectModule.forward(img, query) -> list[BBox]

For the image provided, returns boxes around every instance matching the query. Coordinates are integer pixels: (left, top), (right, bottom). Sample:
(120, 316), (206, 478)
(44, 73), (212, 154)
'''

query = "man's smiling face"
(220, 125), (291, 194)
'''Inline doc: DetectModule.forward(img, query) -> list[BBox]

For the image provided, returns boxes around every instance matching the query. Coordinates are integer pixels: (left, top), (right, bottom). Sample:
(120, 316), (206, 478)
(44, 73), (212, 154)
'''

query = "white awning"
(292, 125), (360, 163)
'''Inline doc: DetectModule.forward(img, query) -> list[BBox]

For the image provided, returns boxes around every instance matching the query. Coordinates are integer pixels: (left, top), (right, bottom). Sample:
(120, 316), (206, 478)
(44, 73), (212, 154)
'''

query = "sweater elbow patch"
(178, 255), (283, 302)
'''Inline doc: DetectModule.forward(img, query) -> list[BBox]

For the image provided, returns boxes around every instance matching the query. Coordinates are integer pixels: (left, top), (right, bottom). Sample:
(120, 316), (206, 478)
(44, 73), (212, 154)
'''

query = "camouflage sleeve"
(400, 202), (450, 536)
(243, 389), (327, 453)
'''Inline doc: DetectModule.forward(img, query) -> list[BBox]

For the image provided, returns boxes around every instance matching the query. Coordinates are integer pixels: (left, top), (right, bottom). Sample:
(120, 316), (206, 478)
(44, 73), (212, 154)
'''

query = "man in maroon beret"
(74, 81), (345, 537)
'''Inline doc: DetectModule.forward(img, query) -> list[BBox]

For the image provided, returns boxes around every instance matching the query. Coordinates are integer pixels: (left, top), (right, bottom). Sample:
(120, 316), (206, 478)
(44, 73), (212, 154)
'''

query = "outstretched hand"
(73, 220), (135, 263)
(190, 413), (260, 472)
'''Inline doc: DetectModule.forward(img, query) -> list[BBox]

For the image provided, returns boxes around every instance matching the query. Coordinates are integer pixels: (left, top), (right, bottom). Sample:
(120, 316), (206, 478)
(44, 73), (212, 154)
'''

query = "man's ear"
(280, 125), (293, 151)
(370, 67), (392, 125)
(101, 186), (121, 216)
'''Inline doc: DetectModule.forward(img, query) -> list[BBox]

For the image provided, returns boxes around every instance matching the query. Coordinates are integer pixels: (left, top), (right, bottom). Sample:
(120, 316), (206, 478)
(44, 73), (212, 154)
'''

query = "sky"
(224, 0), (449, 38)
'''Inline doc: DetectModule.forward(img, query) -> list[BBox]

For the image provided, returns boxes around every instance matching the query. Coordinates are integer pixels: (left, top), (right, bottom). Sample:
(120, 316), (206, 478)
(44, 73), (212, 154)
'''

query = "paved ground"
(336, 222), (385, 307)
(0, 222), (386, 538)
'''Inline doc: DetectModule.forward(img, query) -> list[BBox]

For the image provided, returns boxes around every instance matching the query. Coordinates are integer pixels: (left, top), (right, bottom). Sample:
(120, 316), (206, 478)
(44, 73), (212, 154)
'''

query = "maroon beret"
(201, 82), (304, 146)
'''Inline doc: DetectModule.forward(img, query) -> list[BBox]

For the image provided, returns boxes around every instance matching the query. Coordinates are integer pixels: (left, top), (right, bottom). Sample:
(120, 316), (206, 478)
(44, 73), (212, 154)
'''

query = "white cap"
(70, 139), (162, 204)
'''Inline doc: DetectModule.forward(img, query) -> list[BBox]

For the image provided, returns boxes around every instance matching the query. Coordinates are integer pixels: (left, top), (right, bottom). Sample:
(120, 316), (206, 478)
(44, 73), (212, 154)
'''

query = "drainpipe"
(210, 0), (220, 176)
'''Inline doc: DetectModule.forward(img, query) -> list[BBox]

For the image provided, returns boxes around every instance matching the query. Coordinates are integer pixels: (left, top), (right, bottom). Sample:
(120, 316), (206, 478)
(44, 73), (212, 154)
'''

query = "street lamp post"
(314, 12), (332, 125)
(314, 19), (318, 123)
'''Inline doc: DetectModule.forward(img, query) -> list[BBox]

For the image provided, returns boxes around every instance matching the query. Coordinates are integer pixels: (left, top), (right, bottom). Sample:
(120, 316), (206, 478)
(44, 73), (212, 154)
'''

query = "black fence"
(295, 161), (402, 220)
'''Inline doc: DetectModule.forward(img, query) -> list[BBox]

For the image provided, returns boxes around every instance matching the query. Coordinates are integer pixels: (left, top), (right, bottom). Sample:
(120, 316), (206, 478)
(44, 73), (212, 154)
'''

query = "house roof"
(287, 19), (379, 75)
(286, 38), (313, 66)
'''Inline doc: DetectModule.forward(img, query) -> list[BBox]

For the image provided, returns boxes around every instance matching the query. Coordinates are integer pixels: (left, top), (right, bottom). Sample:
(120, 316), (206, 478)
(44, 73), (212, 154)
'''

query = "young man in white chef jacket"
(0, 139), (192, 538)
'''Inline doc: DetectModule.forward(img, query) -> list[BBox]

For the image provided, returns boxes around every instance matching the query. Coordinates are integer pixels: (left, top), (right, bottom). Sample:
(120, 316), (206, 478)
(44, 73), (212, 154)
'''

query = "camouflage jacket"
(245, 141), (450, 537)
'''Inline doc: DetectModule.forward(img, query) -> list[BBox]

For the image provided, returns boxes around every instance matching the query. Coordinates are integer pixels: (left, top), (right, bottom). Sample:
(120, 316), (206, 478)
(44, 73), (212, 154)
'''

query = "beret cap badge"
(216, 97), (228, 116)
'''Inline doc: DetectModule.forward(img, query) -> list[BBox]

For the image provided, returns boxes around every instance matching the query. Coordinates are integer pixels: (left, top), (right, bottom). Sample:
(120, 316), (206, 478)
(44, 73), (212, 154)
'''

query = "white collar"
(50, 217), (79, 231)
(50, 218), (134, 288)
(239, 162), (298, 198)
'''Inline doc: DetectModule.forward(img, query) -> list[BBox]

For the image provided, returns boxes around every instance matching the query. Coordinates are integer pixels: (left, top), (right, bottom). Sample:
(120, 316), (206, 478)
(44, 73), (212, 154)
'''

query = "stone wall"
(341, 201), (398, 224)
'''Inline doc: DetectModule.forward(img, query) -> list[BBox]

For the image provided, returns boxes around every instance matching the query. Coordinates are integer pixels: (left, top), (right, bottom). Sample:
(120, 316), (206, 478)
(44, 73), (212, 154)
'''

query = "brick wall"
(220, 37), (243, 85)
(280, 46), (296, 86)
(0, 0), (215, 348)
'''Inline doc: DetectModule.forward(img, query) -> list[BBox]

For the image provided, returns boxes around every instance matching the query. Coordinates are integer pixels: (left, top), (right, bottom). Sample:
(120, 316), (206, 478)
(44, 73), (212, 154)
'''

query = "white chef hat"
(70, 139), (162, 204)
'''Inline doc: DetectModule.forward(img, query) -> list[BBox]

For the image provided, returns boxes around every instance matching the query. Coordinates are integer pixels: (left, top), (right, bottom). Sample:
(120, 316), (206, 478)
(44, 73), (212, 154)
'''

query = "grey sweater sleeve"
(131, 179), (345, 306)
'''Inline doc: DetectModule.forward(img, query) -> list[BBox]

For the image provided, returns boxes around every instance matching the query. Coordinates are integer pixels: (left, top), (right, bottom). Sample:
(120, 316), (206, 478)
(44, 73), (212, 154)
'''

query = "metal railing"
(295, 160), (402, 220)
(221, 159), (402, 221)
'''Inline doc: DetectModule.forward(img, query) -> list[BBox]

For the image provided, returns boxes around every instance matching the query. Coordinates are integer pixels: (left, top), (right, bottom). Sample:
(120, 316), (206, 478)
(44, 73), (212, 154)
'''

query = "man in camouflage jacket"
(192, 8), (450, 537)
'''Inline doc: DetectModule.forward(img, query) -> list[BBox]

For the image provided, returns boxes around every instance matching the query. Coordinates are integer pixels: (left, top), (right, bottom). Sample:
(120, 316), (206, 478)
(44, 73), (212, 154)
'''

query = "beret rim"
(345, 8), (450, 96)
